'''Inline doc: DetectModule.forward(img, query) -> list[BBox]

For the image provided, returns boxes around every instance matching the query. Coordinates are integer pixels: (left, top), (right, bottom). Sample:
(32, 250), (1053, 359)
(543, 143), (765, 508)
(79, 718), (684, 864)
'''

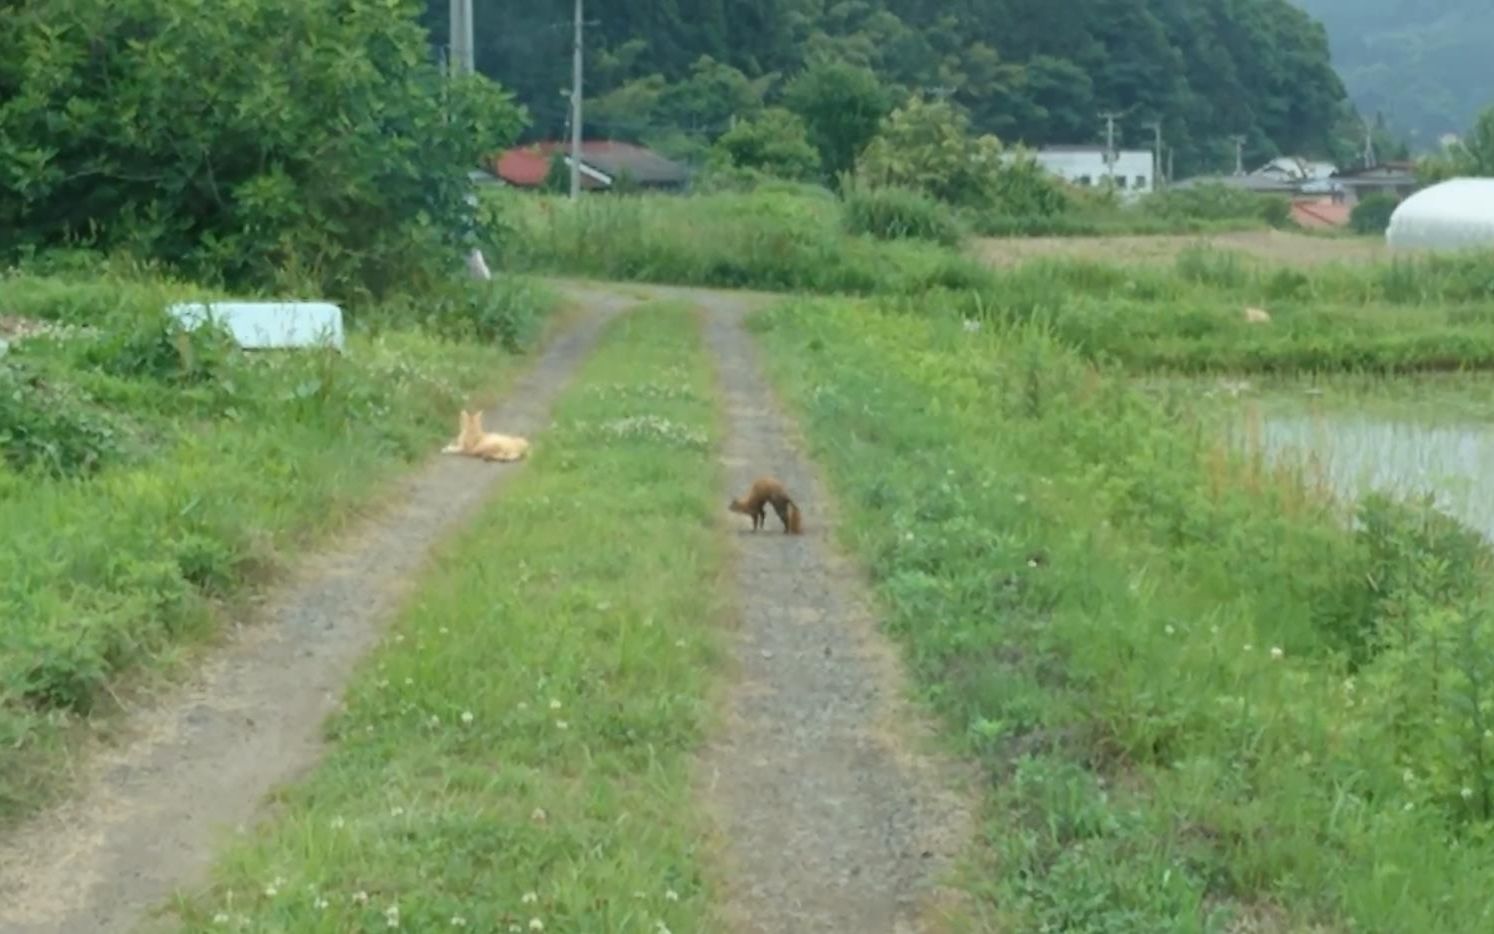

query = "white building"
(1386, 177), (1494, 251)
(1033, 146), (1155, 199)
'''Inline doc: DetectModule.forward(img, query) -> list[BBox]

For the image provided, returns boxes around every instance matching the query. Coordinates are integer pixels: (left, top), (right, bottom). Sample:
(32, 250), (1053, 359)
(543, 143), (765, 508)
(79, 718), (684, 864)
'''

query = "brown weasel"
(729, 476), (803, 534)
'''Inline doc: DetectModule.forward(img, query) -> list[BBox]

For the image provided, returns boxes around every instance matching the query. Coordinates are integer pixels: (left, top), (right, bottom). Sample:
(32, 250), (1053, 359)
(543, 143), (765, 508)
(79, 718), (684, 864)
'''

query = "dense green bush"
(856, 95), (1068, 217)
(0, 361), (126, 478)
(1352, 192), (1401, 236)
(408, 276), (554, 353)
(841, 186), (965, 246)
(1141, 183), (1287, 226)
(0, 0), (524, 299)
(711, 107), (822, 182)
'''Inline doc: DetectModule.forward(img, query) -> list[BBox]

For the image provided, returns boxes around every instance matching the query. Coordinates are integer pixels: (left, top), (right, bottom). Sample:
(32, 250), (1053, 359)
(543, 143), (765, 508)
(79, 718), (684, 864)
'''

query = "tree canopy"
(425, 0), (1360, 176)
(2, 0), (524, 297)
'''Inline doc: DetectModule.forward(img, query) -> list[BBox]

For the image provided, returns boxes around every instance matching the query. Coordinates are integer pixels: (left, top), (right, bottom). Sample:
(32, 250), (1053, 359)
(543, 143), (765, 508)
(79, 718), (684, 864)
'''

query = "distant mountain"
(1293, 0), (1494, 148)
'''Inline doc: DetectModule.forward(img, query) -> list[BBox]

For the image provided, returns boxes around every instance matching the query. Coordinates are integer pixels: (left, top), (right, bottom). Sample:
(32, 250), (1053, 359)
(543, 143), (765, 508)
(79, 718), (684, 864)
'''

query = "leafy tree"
(425, 0), (1367, 177)
(1437, 107), (1494, 176)
(783, 59), (893, 185)
(856, 94), (1067, 215)
(1, 0), (525, 299)
(711, 108), (821, 181)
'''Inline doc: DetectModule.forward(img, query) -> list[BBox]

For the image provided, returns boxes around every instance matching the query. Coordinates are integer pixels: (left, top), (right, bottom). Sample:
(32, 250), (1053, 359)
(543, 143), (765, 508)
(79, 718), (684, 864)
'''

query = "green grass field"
(0, 268), (554, 824)
(489, 189), (1494, 375)
(172, 303), (726, 933)
(11, 186), (1494, 931)
(749, 297), (1494, 931)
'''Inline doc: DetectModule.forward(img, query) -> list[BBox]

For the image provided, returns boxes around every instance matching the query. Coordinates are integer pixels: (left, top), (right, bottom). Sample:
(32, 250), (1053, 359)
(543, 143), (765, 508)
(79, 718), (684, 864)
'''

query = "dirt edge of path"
(624, 282), (980, 934)
(0, 293), (636, 934)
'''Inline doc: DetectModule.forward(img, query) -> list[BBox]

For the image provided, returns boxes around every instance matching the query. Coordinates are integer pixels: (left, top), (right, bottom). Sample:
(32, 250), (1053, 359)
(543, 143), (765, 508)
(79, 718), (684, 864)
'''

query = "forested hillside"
(1293, 0), (1494, 148)
(421, 0), (1359, 176)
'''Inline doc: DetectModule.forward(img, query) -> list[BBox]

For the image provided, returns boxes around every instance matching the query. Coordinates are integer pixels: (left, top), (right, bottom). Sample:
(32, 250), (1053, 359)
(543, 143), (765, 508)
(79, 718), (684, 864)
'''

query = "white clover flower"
(462, 710), (475, 725)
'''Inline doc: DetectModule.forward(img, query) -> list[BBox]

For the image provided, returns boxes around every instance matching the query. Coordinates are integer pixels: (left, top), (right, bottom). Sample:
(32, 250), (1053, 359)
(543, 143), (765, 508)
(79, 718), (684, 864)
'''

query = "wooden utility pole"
(1099, 111), (1123, 186)
(569, 0), (584, 200)
(1143, 119), (1163, 190)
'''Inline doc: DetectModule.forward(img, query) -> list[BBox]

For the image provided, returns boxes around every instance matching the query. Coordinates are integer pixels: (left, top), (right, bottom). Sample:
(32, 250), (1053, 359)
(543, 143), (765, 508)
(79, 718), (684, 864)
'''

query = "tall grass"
(750, 298), (1494, 931)
(488, 187), (1494, 374)
(0, 269), (555, 822)
(173, 304), (725, 933)
(484, 189), (993, 296)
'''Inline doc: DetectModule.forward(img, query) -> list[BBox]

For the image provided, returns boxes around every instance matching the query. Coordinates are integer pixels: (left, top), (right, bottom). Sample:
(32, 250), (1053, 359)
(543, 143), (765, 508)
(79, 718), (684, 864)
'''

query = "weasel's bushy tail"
(787, 502), (803, 535)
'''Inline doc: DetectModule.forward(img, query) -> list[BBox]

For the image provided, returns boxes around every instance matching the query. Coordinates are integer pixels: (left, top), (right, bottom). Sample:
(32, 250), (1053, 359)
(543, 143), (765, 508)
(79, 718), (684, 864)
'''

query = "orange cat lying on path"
(441, 409), (530, 462)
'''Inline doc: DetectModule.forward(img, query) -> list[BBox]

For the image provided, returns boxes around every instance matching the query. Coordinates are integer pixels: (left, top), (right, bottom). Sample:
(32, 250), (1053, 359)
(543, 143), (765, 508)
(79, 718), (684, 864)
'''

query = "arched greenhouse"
(1386, 177), (1494, 251)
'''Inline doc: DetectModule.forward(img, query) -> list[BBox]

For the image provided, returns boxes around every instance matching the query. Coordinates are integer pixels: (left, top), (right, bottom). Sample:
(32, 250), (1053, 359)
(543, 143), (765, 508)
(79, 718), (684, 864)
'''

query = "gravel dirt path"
(0, 294), (633, 934)
(605, 283), (976, 933)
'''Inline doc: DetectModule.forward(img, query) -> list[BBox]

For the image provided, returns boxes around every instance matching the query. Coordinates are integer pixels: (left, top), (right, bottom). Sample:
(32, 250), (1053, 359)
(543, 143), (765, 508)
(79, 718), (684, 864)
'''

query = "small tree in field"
(784, 59), (892, 186)
(856, 94), (1068, 215)
(711, 108), (822, 182)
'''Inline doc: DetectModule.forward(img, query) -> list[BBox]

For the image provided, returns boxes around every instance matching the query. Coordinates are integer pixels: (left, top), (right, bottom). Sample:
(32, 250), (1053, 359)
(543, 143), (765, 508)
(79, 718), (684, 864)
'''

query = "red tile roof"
(492, 140), (686, 189)
(494, 147), (551, 187)
(1290, 198), (1352, 229)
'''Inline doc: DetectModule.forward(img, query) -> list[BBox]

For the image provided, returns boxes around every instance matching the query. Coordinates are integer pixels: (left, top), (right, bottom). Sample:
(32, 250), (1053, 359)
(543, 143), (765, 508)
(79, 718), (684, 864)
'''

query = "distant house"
(1033, 146), (1155, 200)
(1331, 162), (1419, 205)
(1253, 156), (1338, 183)
(492, 140), (689, 193)
(1289, 198), (1353, 230)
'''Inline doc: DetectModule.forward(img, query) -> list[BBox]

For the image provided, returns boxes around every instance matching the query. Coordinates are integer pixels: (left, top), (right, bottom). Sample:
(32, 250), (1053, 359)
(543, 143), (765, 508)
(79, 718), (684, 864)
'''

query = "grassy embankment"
(172, 303), (727, 933)
(489, 188), (1494, 375)
(0, 263), (555, 823)
(750, 296), (1494, 931)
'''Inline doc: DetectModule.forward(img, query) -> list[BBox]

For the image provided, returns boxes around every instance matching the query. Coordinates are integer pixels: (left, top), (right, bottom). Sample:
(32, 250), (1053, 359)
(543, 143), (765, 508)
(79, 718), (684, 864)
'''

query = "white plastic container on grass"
(167, 301), (345, 352)
(1386, 177), (1494, 252)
